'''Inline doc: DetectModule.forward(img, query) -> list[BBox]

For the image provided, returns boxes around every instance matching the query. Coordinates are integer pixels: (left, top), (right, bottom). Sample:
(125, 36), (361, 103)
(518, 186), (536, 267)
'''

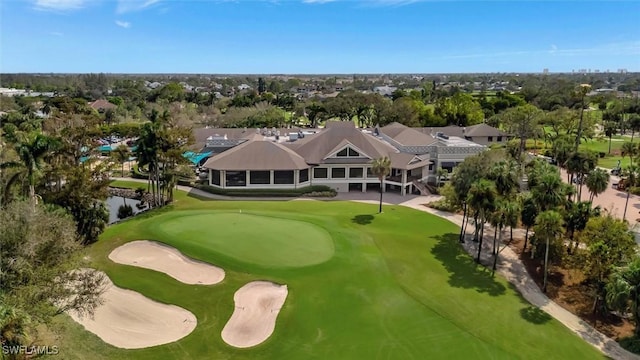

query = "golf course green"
(54, 182), (604, 359)
(152, 211), (334, 268)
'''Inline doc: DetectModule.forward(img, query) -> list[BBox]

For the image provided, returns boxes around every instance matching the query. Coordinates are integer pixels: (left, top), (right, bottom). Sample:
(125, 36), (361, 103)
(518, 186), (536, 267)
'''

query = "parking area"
(559, 167), (640, 225)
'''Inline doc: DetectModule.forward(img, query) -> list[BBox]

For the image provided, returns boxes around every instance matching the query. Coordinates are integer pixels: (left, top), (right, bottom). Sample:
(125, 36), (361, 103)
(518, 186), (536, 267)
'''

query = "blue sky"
(1, 0), (639, 73)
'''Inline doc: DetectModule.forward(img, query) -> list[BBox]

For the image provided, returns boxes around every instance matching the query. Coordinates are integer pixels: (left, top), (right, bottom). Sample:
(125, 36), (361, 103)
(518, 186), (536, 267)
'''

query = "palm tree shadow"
(431, 233), (506, 296)
(352, 214), (374, 225)
(520, 306), (552, 324)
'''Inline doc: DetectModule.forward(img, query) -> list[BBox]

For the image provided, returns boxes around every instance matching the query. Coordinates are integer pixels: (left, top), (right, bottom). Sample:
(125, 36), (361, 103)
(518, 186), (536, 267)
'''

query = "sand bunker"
(222, 281), (289, 348)
(67, 272), (196, 349)
(109, 240), (225, 285)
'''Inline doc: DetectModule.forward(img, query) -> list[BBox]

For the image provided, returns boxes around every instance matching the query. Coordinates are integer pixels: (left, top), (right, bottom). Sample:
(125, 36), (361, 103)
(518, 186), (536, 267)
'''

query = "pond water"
(105, 196), (144, 224)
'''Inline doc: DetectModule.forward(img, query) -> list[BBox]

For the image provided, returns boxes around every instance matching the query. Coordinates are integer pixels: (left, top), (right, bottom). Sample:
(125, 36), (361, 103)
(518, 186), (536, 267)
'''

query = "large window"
(212, 170), (221, 186)
(299, 169), (309, 183)
(366, 167), (376, 178)
(314, 167), (328, 179)
(225, 171), (246, 187)
(250, 170), (270, 185)
(274, 170), (294, 184)
(331, 167), (346, 179)
(349, 167), (363, 178)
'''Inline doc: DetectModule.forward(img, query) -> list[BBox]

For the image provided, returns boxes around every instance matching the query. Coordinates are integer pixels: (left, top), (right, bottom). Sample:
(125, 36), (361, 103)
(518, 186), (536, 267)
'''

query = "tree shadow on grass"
(352, 214), (374, 225)
(431, 233), (506, 296)
(520, 306), (552, 324)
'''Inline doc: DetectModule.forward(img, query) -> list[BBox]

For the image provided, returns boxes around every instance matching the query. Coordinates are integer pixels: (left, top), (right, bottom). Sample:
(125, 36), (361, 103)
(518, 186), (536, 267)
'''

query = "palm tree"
(564, 152), (582, 188)
(2, 132), (59, 207)
(371, 156), (391, 214)
(606, 256), (640, 336)
(564, 151), (596, 200)
(521, 195), (538, 252)
(622, 165), (639, 221)
(136, 111), (162, 206)
(621, 141), (636, 166)
(489, 199), (519, 275)
(586, 168), (610, 202)
(531, 171), (565, 212)
(504, 199), (520, 243)
(564, 201), (598, 253)
(112, 144), (130, 177)
(489, 160), (519, 197)
(467, 179), (497, 264)
(534, 210), (565, 293)
(435, 167), (448, 191)
(603, 120), (617, 154)
(574, 84), (591, 151)
(628, 114), (640, 143)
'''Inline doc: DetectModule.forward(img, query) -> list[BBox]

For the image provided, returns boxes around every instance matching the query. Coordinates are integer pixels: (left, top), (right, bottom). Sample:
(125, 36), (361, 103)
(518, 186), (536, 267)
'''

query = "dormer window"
(336, 147), (361, 157)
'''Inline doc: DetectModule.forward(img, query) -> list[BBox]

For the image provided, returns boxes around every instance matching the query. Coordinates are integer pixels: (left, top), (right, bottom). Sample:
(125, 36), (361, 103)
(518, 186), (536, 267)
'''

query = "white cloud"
(33, 0), (86, 11)
(116, 0), (161, 14)
(49, 31), (64, 36)
(115, 20), (132, 28)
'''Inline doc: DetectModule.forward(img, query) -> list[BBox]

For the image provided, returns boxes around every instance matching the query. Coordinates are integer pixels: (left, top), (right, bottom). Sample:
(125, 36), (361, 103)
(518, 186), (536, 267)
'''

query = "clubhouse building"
(196, 122), (490, 195)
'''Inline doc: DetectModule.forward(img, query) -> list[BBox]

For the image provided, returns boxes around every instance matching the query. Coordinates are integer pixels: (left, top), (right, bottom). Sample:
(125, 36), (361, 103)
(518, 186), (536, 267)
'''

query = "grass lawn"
(580, 137), (639, 169)
(51, 185), (605, 359)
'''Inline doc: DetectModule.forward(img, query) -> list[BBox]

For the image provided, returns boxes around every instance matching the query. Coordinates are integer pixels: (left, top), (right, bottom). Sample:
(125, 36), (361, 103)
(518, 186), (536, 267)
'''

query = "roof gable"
(323, 140), (372, 160)
(291, 121), (397, 164)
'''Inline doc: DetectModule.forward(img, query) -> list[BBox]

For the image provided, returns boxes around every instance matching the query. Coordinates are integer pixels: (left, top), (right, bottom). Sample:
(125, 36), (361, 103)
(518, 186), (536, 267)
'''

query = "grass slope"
(53, 187), (604, 359)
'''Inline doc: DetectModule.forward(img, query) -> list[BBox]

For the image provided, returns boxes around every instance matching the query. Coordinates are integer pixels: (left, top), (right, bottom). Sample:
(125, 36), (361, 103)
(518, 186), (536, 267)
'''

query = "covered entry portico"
(385, 154), (433, 195)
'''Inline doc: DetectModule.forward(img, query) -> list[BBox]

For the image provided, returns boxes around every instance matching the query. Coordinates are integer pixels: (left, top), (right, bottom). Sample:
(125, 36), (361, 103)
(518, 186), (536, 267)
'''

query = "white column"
(401, 169), (407, 196)
(221, 170), (226, 189)
(270, 170), (274, 184)
(362, 182), (366, 192)
(209, 169), (213, 186)
(295, 170), (299, 189)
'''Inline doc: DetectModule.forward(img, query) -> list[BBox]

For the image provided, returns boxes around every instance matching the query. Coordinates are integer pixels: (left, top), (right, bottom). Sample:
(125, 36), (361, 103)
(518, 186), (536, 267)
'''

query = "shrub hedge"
(194, 184), (337, 198)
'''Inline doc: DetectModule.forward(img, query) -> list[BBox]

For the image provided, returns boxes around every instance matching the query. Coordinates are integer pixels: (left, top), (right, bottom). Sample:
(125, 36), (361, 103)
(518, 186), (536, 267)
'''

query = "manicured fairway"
(52, 183), (605, 359)
(152, 211), (334, 268)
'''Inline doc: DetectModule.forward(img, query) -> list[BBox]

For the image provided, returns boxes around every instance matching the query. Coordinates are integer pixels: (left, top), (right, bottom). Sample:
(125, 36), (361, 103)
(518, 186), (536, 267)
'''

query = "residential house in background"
(89, 99), (117, 112)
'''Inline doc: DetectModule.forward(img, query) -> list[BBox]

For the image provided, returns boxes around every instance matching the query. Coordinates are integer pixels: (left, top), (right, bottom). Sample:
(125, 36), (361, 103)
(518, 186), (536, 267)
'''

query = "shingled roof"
(288, 121), (398, 164)
(202, 140), (309, 171)
(89, 99), (117, 111)
(380, 122), (438, 146)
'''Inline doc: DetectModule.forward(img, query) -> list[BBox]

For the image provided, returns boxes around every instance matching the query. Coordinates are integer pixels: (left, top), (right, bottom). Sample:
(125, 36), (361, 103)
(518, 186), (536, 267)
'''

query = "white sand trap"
(222, 281), (289, 348)
(108, 240), (225, 285)
(67, 272), (196, 349)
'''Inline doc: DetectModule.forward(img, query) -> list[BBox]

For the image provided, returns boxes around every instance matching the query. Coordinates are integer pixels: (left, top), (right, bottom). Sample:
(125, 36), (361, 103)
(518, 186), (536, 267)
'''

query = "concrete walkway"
(109, 178), (638, 359)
